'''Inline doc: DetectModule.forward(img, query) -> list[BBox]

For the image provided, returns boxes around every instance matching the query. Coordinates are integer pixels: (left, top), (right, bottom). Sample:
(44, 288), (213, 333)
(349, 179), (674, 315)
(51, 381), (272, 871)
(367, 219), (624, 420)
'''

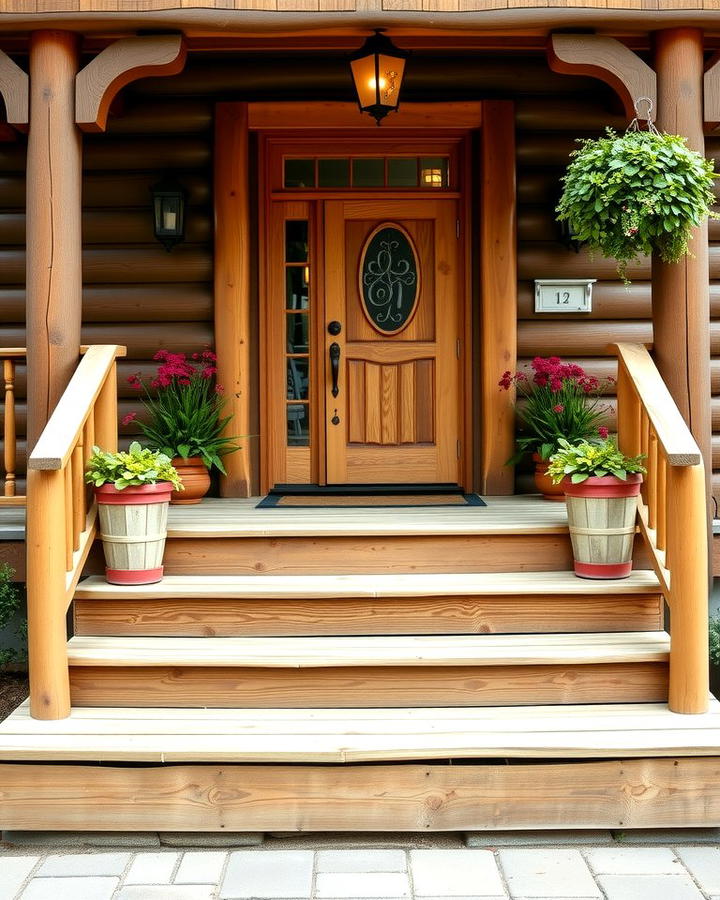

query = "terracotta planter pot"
(171, 456), (211, 505)
(95, 482), (172, 585)
(532, 453), (566, 502)
(563, 474), (643, 579)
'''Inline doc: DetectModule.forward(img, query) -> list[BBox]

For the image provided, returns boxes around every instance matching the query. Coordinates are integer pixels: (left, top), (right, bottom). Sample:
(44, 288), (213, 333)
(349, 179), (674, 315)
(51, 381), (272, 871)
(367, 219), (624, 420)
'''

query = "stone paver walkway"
(1, 844), (719, 900)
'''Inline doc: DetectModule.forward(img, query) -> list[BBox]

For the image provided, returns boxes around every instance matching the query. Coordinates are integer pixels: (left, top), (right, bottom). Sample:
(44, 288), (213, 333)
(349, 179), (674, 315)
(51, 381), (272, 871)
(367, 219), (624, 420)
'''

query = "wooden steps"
(65, 632), (670, 708)
(2, 698), (719, 762)
(73, 571), (663, 637)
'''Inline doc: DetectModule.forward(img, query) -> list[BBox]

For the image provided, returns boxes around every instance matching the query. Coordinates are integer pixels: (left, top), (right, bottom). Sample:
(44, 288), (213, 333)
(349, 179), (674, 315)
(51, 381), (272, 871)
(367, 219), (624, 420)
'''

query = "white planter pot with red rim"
(563, 474), (643, 579)
(95, 482), (173, 585)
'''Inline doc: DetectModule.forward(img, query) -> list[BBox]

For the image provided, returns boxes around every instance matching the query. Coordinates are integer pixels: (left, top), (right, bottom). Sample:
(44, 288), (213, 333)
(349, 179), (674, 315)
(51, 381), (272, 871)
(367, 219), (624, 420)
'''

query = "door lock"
(328, 321), (342, 336)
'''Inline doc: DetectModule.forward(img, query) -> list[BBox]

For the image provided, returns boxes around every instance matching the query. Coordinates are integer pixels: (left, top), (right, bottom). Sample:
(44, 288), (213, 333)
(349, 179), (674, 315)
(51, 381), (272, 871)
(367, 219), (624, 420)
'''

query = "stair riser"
(69, 662), (669, 708)
(74, 594), (664, 637)
(157, 534), (652, 576)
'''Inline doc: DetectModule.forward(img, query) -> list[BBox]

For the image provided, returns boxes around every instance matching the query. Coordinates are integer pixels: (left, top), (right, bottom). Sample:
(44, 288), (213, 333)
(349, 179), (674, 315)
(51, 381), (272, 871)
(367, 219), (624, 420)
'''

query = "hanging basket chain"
(627, 96), (660, 135)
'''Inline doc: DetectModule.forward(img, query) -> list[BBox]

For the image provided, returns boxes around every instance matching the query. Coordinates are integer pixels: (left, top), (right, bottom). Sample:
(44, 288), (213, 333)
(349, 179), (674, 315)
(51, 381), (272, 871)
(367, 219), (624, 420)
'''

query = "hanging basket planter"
(556, 113), (717, 283)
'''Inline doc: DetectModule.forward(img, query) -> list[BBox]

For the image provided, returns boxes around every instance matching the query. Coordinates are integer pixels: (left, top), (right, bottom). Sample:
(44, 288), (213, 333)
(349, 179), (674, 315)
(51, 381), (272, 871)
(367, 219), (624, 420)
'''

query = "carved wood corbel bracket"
(75, 34), (187, 133)
(0, 50), (29, 132)
(547, 34), (656, 123)
(703, 51), (720, 130)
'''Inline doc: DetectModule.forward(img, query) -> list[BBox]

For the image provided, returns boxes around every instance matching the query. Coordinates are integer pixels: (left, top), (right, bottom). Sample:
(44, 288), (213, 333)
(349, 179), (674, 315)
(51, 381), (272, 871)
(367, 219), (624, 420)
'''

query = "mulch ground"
(0, 670), (28, 722)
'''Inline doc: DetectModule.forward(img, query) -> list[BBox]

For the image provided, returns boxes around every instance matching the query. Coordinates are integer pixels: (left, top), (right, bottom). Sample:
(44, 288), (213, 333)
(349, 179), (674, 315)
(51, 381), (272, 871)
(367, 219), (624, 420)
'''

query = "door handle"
(329, 342), (341, 398)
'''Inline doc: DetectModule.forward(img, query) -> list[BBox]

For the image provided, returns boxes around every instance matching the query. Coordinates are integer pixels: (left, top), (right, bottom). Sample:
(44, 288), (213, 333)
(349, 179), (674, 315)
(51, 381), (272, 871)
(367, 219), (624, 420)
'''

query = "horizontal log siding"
(0, 96), (214, 482)
(514, 96), (643, 495)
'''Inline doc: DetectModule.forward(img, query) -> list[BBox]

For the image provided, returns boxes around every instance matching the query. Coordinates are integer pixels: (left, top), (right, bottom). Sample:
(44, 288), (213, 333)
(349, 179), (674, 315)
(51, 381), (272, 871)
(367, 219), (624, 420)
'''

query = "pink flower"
(201, 366), (217, 379)
(498, 370), (513, 390)
(121, 411), (138, 426)
(598, 426), (609, 439)
(127, 373), (142, 391)
(552, 404), (565, 414)
(215, 384), (225, 394)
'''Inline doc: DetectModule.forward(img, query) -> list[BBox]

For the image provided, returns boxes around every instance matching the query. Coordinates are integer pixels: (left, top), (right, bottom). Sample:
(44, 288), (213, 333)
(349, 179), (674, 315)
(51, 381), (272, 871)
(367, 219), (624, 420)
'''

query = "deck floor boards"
(1, 699), (720, 762)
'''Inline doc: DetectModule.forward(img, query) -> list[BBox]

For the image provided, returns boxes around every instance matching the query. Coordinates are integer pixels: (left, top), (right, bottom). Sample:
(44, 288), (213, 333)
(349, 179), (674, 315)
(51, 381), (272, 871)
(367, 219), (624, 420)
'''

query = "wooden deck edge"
(0, 758), (718, 831)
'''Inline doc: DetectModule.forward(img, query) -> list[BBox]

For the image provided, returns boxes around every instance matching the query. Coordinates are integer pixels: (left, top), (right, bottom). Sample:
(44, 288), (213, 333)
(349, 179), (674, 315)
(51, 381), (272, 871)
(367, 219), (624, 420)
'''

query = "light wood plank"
(1, 759), (718, 831)
(66, 632), (670, 668)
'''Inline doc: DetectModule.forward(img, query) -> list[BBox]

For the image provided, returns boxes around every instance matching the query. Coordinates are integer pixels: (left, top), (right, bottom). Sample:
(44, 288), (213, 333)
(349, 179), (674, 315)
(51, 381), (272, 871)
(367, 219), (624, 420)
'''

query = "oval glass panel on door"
(359, 223), (420, 335)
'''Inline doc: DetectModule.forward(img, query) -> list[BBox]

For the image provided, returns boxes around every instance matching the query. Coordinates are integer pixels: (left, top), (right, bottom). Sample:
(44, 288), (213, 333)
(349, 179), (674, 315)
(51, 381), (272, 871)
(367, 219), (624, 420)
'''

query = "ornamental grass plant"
(557, 127), (717, 282)
(499, 356), (611, 463)
(124, 350), (239, 474)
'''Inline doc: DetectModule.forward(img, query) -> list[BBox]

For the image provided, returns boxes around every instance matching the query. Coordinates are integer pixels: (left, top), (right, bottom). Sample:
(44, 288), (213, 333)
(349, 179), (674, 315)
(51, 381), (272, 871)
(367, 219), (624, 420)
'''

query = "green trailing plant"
(710, 614), (720, 669)
(0, 564), (25, 667)
(547, 437), (646, 485)
(85, 442), (183, 491)
(499, 357), (611, 463)
(125, 350), (239, 474)
(557, 127), (717, 282)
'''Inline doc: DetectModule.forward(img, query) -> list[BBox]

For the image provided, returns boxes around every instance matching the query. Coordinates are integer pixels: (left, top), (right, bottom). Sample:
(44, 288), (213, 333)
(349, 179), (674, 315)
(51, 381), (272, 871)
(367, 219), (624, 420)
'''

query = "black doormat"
(257, 486), (486, 509)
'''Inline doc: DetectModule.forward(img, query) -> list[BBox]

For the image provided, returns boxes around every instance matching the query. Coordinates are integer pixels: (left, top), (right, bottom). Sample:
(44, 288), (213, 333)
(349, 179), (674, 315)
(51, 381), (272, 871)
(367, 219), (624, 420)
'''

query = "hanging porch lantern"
(151, 176), (186, 252)
(350, 30), (409, 125)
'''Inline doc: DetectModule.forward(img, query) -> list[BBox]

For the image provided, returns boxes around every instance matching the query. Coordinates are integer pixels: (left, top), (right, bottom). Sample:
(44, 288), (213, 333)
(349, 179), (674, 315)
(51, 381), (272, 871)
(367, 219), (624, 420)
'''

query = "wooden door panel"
(347, 359), (435, 446)
(325, 199), (461, 485)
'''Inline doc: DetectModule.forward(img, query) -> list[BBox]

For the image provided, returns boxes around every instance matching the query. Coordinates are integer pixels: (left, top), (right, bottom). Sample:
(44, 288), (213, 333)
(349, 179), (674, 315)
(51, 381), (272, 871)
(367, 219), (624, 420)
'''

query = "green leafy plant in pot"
(710, 614), (720, 700)
(124, 349), (239, 505)
(557, 125), (717, 283)
(499, 356), (611, 500)
(86, 442), (182, 585)
(548, 438), (646, 579)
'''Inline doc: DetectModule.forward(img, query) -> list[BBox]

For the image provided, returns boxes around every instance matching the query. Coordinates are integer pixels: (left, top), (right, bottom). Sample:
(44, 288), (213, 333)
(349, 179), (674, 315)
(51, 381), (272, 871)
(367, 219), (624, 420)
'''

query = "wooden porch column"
(26, 31), (82, 450)
(214, 102), (251, 497)
(653, 29), (712, 494)
(480, 100), (517, 494)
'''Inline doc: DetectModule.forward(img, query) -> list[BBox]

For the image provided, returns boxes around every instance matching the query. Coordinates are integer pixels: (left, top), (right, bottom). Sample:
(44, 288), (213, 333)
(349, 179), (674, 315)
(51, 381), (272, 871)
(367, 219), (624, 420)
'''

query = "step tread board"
(1, 699), (718, 762)
(166, 496), (572, 538)
(66, 632), (671, 668)
(74, 570), (661, 600)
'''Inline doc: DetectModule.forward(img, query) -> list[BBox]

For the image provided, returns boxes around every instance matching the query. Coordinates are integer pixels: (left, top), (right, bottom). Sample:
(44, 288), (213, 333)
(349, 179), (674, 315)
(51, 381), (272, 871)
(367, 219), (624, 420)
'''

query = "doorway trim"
(213, 100), (517, 497)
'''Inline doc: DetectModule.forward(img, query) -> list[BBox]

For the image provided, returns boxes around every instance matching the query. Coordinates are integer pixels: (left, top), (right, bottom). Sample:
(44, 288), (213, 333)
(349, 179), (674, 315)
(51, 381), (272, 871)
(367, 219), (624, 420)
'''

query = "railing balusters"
(656, 452), (667, 553)
(72, 439), (84, 553)
(615, 342), (708, 715)
(64, 465), (73, 572)
(26, 345), (125, 720)
(3, 357), (16, 497)
(647, 430), (658, 531)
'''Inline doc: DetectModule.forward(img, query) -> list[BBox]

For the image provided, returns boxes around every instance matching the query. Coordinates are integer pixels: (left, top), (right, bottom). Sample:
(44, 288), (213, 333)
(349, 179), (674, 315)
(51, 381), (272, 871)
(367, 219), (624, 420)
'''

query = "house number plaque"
(534, 279), (595, 313)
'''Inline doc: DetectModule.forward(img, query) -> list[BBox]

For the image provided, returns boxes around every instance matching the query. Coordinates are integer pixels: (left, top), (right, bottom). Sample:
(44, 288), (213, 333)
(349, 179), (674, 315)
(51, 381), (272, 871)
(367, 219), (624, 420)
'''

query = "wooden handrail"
(0, 347), (26, 508)
(29, 345), (123, 471)
(26, 344), (124, 720)
(615, 342), (709, 715)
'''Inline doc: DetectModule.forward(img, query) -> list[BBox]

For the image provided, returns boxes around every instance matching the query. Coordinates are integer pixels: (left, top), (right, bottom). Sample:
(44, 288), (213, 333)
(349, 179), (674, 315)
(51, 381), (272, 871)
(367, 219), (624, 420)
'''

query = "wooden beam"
(26, 31), (82, 450)
(75, 35), (186, 133)
(479, 100), (517, 495)
(547, 34), (657, 122)
(247, 101), (483, 130)
(704, 50), (720, 129)
(214, 103), (252, 498)
(0, 49), (28, 130)
(0, 759), (719, 831)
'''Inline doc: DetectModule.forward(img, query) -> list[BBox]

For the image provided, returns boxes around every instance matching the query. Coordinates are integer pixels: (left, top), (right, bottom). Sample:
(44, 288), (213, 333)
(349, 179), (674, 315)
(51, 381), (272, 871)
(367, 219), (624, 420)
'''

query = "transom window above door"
(283, 156), (450, 190)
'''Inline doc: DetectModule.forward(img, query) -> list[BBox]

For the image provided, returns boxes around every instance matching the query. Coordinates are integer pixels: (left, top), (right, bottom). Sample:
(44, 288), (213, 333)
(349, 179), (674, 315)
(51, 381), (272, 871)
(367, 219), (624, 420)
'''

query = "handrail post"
(667, 462), (709, 714)
(94, 364), (118, 452)
(616, 364), (641, 458)
(26, 467), (71, 720)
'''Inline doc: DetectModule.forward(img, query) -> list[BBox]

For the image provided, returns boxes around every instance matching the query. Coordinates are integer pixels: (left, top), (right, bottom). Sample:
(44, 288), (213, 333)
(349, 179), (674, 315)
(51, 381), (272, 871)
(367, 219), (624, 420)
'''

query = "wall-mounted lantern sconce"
(151, 176), (186, 252)
(350, 30), (409, 125)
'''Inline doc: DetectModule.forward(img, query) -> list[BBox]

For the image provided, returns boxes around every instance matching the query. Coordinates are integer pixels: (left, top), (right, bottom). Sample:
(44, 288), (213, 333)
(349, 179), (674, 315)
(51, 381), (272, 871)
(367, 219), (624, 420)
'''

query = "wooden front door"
(324, 199), (462, 485)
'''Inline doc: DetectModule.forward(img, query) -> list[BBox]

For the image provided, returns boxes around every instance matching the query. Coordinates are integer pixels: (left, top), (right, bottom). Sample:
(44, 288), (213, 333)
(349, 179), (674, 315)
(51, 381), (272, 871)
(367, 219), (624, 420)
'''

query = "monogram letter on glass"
(359, 224), (419, 334)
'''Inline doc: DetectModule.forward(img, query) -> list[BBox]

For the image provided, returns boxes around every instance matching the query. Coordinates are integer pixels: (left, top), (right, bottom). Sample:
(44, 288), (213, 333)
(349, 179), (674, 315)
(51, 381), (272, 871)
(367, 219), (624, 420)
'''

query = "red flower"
(598, 426), (609, 439)
(126, 373), (143, 391)
(121, 411), (138, 426)
(215, 384), (225, 394)
(498, 370), (513, 390)
(552, 404), (565, 414)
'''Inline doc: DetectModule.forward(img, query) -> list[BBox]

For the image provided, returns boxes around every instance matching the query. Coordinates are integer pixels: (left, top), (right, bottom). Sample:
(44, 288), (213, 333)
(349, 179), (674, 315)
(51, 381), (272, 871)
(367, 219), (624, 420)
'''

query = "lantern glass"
(151, 178), (186, 251)
(350, 31), (409, 124)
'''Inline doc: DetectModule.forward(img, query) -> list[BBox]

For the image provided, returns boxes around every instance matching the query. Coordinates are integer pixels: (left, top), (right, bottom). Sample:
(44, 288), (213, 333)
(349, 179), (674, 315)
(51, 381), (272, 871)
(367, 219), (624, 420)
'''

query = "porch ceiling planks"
(1, 699), (720, 762)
